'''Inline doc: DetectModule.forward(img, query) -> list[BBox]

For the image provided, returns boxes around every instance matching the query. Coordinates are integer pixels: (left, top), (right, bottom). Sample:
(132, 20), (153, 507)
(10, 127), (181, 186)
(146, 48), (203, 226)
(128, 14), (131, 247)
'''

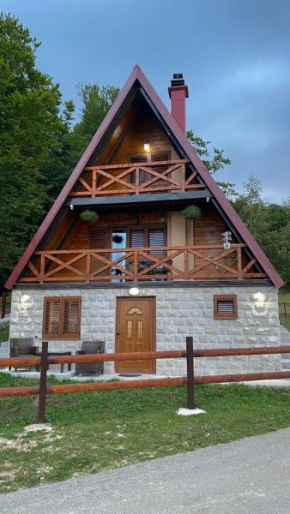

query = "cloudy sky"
(3, 0), (290, 203)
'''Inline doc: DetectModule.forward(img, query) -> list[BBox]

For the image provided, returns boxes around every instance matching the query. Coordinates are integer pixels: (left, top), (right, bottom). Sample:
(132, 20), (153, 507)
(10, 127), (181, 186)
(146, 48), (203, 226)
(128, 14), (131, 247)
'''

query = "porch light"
(144, 143), (150, 153)
(21, 294), (30, 303)
(129, 287), (140, 296)
(253, 290), (266, 302)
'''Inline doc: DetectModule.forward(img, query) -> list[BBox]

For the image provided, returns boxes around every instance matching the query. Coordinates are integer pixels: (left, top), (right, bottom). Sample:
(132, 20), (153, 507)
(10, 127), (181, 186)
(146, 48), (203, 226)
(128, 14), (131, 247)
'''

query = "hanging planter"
(182, 205), (201, 220)
(79, 210), (100, 224)
(112, 234), (124, 244)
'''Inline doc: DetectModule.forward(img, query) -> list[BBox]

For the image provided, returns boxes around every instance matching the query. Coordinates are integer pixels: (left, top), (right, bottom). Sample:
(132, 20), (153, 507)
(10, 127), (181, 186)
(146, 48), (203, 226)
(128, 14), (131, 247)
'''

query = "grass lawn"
(1, 373), (290, 493)
(279, 291), (290, 331)
(0, 325), (9, 343)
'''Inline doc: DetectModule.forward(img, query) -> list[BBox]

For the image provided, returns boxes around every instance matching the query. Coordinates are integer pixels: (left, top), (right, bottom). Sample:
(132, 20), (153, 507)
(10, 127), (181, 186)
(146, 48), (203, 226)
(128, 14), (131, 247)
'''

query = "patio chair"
(9, 338), (39, 371)
(75, 340), (105, 376)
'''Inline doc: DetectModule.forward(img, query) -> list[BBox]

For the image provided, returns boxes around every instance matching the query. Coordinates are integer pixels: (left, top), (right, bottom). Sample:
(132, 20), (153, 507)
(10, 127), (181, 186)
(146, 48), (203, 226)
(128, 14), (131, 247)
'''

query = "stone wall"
(10, 286), (281, 376)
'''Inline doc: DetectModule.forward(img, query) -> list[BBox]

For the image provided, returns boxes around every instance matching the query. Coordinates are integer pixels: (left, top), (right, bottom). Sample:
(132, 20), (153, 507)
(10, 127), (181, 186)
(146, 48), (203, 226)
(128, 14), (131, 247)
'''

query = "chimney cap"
(171, 73), (185, 87)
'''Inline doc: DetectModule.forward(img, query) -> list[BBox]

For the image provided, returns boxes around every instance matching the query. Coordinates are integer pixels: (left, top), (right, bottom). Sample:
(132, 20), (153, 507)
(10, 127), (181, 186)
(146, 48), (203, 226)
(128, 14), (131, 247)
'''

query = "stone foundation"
(10, 285), (281, 376)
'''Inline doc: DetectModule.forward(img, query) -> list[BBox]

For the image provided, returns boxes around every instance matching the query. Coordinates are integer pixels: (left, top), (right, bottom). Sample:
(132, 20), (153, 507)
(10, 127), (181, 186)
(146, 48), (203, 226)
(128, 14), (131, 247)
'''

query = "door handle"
(116, 332), (121, 336)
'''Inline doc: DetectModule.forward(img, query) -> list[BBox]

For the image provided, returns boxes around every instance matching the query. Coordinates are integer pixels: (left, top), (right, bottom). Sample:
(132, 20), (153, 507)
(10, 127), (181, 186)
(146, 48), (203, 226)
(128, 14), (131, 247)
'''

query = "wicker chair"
(75, 340), (105, 376)
(9, 338), (38, 371)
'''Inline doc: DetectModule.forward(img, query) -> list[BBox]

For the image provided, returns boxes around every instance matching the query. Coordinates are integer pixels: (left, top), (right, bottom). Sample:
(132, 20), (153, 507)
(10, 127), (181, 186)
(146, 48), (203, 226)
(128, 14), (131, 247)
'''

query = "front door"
(115, 297), (156, 374)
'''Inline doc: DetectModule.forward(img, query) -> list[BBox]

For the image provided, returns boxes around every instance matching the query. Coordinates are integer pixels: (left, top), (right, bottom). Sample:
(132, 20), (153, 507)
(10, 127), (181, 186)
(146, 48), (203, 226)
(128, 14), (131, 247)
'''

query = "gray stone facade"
(10, 285), (281, 376)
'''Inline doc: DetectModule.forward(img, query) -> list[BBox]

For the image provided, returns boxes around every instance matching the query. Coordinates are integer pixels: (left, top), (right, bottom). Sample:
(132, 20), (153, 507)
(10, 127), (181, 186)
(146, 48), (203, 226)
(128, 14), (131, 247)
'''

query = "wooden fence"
(1, 338), (290, 422)
(279, 302), (290, 318)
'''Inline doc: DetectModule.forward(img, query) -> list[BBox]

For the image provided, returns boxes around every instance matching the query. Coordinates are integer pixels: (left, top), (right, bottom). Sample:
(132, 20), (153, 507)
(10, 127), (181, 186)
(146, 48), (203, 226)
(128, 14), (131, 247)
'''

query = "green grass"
(279, 291), (290, 331)
(0, 325), (9, 343)
(1, 373), (290, 493)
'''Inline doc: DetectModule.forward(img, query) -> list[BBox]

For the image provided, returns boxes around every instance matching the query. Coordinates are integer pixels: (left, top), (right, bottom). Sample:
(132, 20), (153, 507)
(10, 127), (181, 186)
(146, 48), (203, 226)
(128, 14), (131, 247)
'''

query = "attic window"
(214, 295), (237, 320)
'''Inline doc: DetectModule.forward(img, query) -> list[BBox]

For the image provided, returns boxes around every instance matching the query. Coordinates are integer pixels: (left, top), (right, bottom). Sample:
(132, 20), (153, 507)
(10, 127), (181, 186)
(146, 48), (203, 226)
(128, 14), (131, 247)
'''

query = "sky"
(2, 0), (290, 203)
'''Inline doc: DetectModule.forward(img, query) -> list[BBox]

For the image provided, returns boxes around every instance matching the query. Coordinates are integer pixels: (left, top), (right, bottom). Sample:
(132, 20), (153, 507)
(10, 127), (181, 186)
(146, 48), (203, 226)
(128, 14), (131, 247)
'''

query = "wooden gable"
(5, 65), (284, 289)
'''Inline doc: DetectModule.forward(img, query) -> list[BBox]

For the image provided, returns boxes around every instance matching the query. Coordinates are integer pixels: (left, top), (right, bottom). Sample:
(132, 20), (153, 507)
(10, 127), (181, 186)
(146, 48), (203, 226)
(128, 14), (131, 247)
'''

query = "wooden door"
(115, 297), (156, 374)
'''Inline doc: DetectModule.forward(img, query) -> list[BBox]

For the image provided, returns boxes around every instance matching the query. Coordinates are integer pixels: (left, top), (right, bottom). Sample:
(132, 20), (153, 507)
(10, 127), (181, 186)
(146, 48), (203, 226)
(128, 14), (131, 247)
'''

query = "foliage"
(186, 130), (237, 199)
(0, 13), (67, 290)
(182, 205), (201, 220)
(79, 210), (99, 224)
(68, 83), (119, 168)
(234, 176), (290, 288)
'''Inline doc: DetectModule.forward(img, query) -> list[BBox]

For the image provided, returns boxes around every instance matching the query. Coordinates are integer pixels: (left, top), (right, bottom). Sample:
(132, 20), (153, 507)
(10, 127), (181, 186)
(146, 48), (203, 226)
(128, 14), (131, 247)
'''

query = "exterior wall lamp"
(129, 287), (140, 296)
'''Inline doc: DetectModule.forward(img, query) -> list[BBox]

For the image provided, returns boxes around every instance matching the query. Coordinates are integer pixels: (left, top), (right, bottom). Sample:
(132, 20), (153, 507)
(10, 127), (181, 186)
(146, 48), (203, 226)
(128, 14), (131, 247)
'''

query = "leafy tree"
(68, 84), (119, 168)
(186, 130), (237, 199)
(234, 176), (290, 288)
(0, 13), (66, 290)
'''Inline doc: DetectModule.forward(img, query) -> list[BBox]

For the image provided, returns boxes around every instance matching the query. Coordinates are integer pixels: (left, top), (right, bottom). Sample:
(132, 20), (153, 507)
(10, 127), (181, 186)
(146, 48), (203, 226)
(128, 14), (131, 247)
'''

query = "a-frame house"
(6, 65), (283, 376)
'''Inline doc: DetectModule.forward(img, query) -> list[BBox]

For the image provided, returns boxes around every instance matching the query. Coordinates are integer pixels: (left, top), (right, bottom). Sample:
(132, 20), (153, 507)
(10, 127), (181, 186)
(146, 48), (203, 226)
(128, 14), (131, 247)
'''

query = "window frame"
(42, 296), (82, 339)
(213, 294), (238, 320)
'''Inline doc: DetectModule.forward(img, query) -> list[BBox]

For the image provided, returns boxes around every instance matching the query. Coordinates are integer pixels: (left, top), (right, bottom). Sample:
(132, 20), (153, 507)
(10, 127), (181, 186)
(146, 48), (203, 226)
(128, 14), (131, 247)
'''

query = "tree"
(234, 176), (290, 288)
(0, 13), (67, 289)
(186, 130), (237, 199)
(68, 84), (119, 168)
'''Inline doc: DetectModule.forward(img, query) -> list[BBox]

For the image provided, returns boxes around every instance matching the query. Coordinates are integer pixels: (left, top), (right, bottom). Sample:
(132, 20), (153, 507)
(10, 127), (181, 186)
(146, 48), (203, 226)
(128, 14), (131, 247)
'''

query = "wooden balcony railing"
(69, 159), (205, 198)
(20, 245), (267, 283)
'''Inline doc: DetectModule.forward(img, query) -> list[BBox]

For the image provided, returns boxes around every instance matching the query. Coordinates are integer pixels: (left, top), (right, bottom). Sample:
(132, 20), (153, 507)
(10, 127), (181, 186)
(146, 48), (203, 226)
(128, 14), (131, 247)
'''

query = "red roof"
(5, 65), (284, 289)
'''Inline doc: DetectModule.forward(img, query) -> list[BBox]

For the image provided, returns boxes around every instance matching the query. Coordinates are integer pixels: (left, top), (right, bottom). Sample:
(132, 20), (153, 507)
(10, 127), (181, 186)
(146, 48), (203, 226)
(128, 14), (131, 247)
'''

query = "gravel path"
(1, 428), (290, 513)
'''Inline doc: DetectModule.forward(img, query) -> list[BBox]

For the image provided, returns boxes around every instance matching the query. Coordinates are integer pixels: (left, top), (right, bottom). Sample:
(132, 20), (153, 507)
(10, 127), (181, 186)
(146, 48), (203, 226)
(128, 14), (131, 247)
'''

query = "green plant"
(182, 205), (201, 220)
(79, 210), (99, 224)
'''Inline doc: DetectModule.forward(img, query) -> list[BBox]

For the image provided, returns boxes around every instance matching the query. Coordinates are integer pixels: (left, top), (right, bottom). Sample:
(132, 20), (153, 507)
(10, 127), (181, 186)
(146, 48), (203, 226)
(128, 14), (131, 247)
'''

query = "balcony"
(69, 159), (206, 199)
(20, 245), (267, 284)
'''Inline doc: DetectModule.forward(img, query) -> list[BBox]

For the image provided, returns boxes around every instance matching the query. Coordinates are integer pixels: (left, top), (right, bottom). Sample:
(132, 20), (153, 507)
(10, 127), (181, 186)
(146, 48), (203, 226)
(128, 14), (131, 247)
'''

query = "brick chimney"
(168, 73), (189, 133)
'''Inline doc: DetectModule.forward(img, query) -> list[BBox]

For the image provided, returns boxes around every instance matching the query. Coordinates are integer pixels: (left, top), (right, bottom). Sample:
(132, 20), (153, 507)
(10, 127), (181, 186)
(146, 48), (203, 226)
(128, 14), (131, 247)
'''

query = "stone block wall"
(10, 285), (281, 376)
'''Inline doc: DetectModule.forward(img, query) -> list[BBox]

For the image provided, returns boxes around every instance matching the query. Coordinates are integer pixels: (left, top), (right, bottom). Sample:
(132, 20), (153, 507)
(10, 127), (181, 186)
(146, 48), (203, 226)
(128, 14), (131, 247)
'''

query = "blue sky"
(2, 0), (290, 203)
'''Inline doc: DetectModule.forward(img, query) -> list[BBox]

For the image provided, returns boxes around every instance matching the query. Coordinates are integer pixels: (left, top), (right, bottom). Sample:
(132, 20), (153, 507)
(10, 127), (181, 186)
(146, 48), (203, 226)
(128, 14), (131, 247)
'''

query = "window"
(130, 227), (165, 251)
(129, 151), (171, 185)
(43, 297), (81, 339)
(214, 295), (237, 320)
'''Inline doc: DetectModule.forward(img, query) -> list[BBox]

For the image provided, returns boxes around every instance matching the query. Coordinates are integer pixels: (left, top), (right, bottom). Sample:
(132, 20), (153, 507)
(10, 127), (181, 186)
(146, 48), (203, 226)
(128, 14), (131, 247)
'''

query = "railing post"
(186, 336), (195, 409)
(38, 341), (48, 423)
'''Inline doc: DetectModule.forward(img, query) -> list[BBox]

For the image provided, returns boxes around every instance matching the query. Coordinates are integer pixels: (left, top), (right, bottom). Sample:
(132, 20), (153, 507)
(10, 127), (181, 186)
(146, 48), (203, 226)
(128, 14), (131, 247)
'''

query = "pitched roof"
(5, 65), (284, 289)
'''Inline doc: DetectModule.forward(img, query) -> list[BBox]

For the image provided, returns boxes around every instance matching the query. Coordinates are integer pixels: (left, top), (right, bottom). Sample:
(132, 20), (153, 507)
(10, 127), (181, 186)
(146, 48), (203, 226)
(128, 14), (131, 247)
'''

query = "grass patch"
(279, 291), (290, 331)
(1, 373), (290, 493)
(0, 325), (9, 343)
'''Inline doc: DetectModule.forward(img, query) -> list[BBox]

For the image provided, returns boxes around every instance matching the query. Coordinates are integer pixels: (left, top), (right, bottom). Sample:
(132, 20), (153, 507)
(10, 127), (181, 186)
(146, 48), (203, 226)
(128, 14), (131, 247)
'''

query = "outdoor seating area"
(8, 338), (105, 376)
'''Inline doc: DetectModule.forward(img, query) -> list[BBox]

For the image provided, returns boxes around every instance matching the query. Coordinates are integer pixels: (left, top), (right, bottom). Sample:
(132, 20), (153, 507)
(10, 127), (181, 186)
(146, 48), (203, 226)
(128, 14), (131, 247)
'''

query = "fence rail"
(19, 244), (267, 283)
(68, 159), (205, 198)
(1, 339), (290, 422)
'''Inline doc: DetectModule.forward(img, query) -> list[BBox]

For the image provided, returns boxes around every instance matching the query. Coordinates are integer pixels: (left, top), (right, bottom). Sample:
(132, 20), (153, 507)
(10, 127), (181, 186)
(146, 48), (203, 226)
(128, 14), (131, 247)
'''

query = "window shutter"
(214, 295), (237, 319)
(149, 229), (165, 255)
(90, 229), (107, 249)
(90, 228), (108, 274)
(43, 297), (81, 339)
(129, 155), (148, 184)
(131, 230), (145, 248)
(43, 298), (61, 337)
(63, 298), (80, 337)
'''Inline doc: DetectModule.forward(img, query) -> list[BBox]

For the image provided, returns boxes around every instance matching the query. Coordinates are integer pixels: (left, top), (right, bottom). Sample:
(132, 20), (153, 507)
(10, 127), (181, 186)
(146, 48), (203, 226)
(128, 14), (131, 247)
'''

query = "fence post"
(1, 292), (7, 319)
(38, 341), (48, 423)
(186, 336), (196, 409)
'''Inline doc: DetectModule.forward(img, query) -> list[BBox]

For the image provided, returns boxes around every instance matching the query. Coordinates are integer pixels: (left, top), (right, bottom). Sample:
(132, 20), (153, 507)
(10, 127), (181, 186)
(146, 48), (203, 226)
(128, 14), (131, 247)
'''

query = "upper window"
(214, 295), (237, 320)
(43, 297), (81, 339)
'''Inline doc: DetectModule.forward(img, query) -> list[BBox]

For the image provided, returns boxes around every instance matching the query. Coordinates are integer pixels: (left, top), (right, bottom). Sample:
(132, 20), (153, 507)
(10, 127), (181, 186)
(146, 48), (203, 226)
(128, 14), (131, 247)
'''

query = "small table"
(35, 351), (72, 373)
